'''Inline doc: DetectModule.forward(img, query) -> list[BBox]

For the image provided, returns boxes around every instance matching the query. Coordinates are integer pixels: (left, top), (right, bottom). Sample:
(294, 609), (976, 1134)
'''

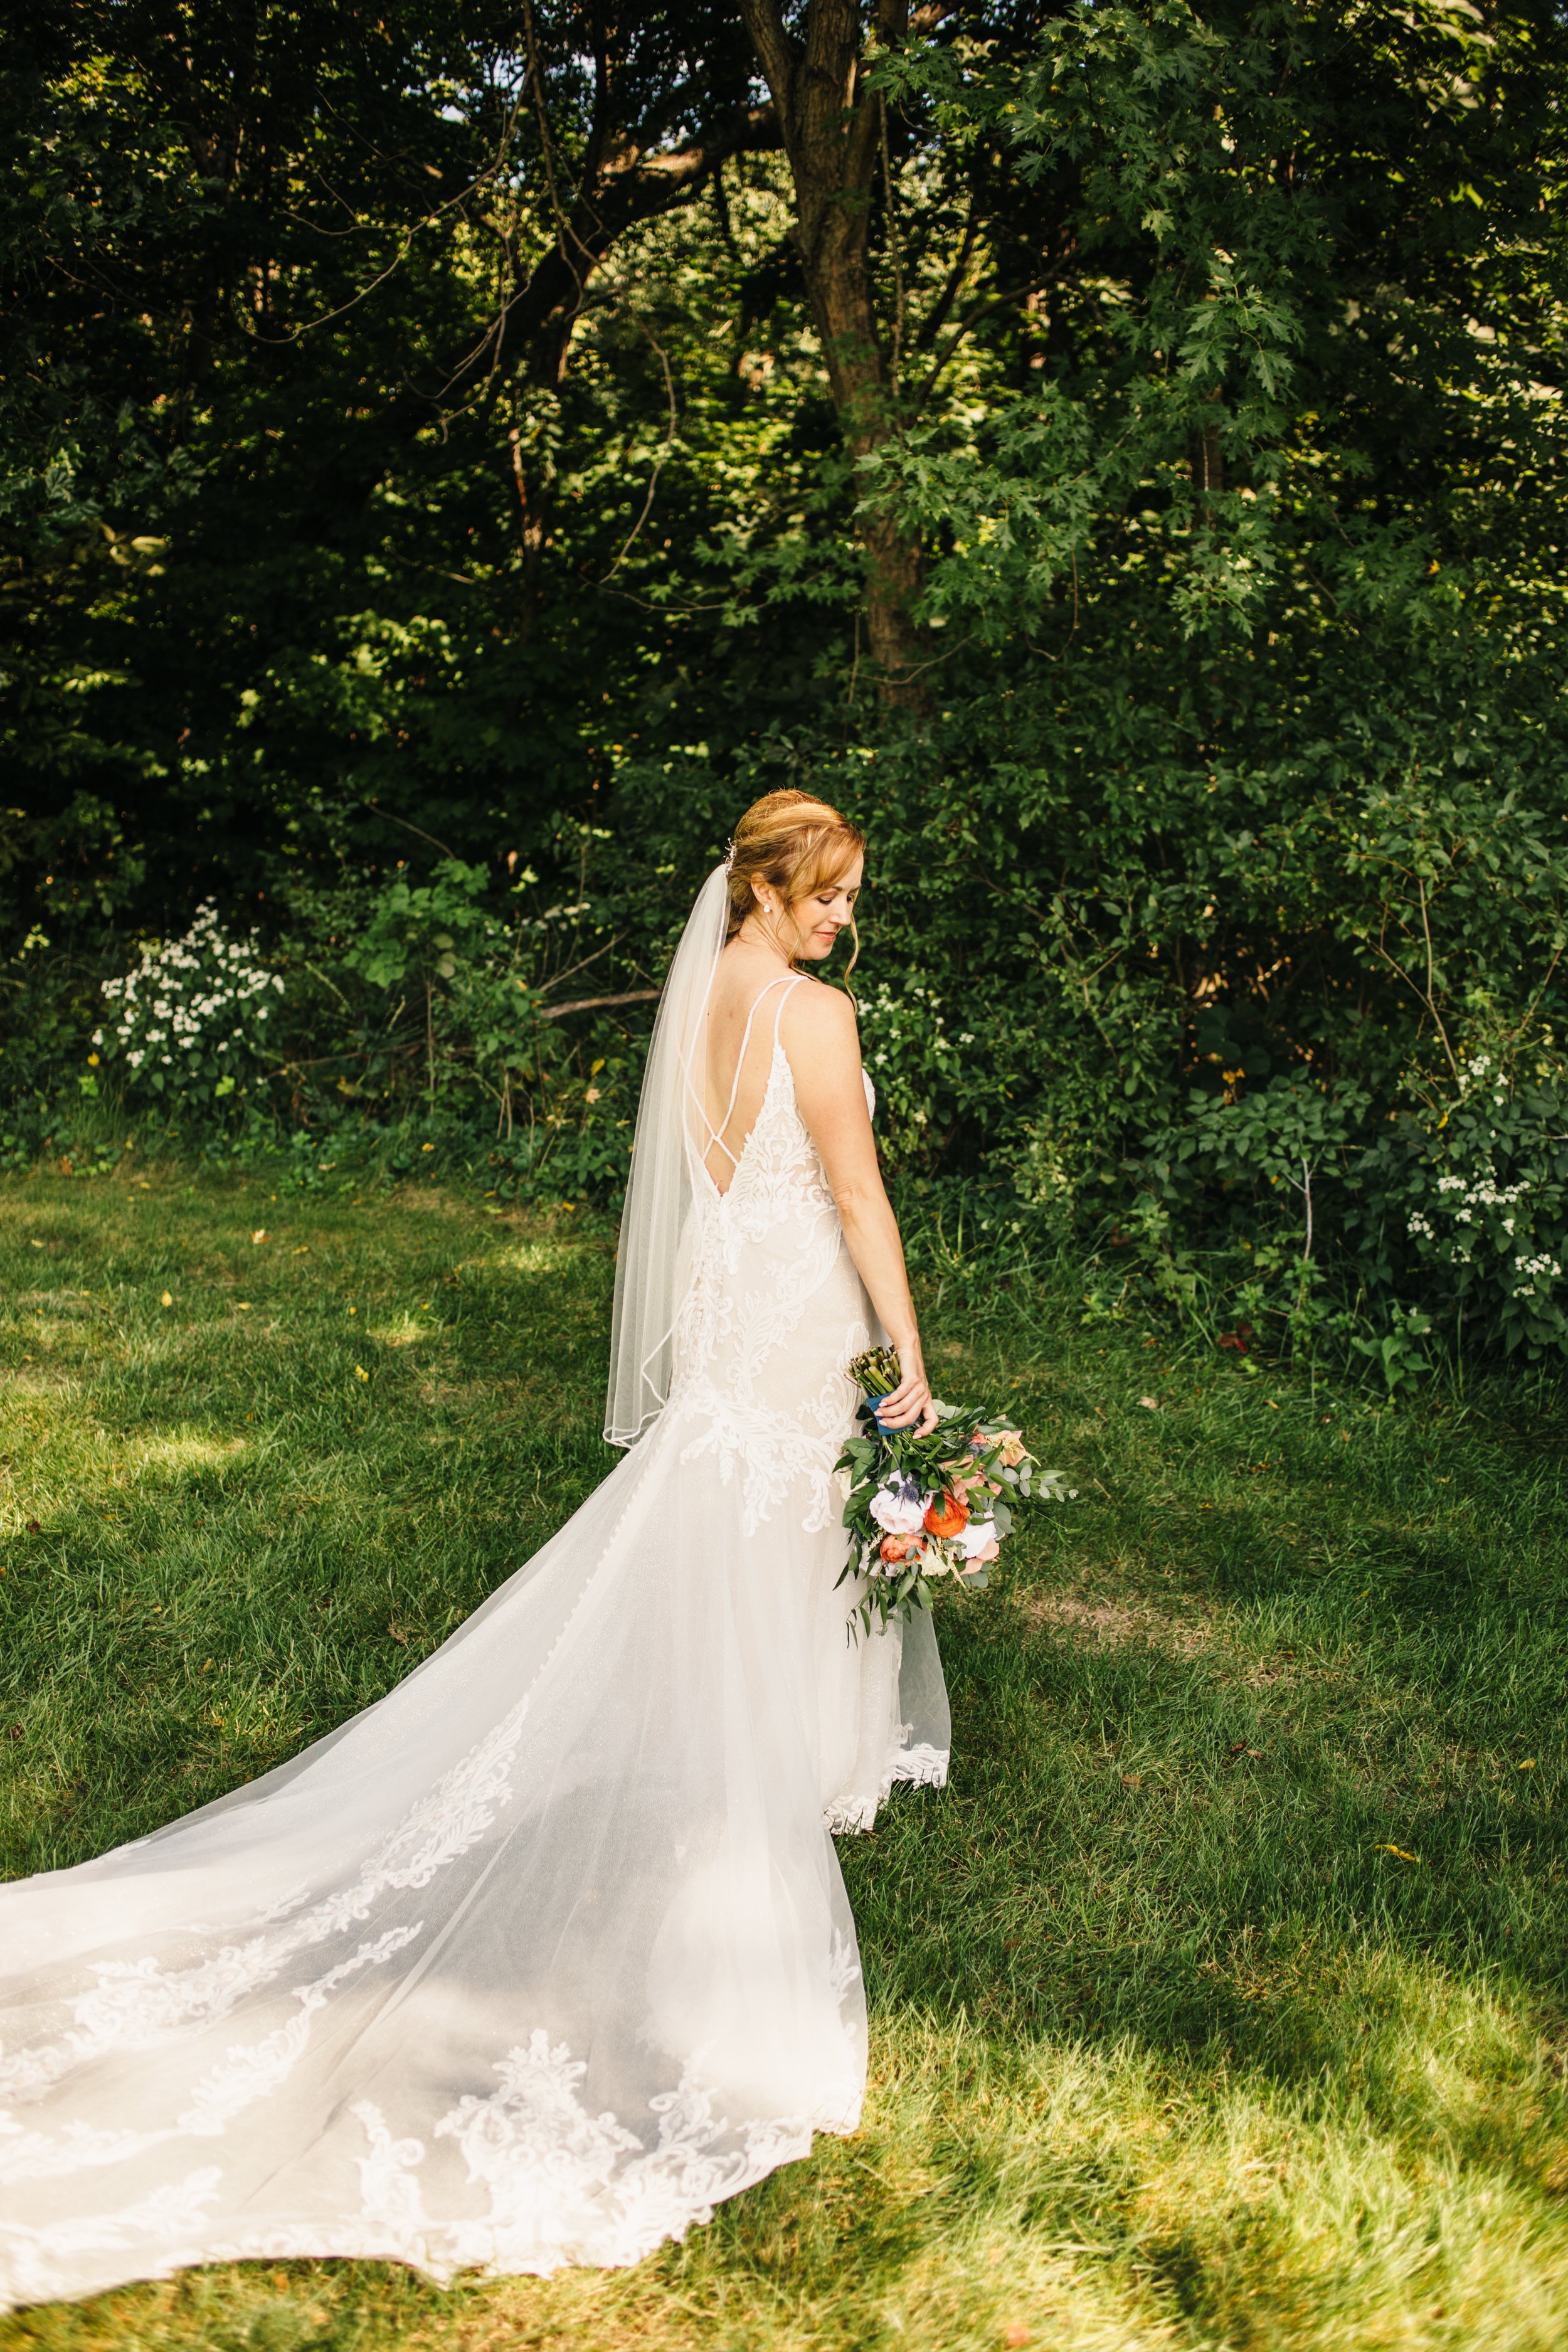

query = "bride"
(0, 788), (951, 2309)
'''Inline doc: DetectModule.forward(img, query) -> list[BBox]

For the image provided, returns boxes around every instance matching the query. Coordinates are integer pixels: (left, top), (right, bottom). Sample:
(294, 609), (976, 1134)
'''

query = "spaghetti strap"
(771, 973), (805, 1043)
(707, 973), (797, 1169)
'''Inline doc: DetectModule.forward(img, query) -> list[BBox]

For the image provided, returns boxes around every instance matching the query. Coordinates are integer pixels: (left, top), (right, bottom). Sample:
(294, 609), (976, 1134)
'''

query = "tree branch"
(537, 988), (660, 1019)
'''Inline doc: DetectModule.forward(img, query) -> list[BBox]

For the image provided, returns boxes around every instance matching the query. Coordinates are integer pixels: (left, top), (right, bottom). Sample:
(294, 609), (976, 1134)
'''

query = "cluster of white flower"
(1459, 1051), (1510, 1109)
(860, 983), (965, 1126)
(519, 899), (591, 935)
(97, 901), (284, 1074)
(1513, 1251), (1562, 1300)
(1413, 1162), (1560, 1298)
(1428, 1170), (1530, 1229)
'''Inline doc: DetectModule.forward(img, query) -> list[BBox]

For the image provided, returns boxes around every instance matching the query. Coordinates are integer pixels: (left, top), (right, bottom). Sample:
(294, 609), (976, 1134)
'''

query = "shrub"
(93, 903), (284, 1108)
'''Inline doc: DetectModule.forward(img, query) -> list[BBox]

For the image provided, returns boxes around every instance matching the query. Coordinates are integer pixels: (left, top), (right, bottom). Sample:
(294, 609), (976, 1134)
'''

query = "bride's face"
(782, 854), (864, 960)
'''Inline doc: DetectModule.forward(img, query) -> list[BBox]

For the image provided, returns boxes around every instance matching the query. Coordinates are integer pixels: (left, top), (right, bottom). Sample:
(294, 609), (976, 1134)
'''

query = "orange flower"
(879, 1534), (913, 1564)
(924, 1490), (968, 1539)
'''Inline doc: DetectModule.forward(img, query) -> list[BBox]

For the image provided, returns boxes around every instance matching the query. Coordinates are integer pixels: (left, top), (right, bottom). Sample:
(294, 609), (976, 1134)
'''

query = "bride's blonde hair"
(725, 788), (865, 972)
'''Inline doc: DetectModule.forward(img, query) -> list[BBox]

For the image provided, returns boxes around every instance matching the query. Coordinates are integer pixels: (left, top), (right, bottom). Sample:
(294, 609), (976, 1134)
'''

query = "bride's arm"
(787, 985), (939, 1436)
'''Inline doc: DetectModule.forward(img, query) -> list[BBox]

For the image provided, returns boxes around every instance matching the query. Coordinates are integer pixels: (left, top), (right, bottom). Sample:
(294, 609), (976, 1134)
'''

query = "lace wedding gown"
(0, 973), (950, 2311)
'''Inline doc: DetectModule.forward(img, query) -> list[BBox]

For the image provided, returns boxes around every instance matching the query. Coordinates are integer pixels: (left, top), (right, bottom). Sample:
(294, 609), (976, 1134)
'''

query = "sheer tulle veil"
(603, 864), (729, 1446)
(0, 856), (953, 2314)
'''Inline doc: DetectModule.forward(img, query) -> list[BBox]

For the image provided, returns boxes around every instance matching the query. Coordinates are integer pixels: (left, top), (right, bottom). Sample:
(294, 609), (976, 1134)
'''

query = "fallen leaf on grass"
(160, 1291), (173, 1307)
(1138, 1394), (1158, 1410)
(354, 1365), (369, 1382)
(1374, 1843), (1421, 1862)
(25, 1520), (41, 1535)
(252, 1229), (269, 1244)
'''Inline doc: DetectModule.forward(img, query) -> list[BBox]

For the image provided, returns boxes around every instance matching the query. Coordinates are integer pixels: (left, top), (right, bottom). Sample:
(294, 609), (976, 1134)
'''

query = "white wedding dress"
(0, 904), (950, 2312)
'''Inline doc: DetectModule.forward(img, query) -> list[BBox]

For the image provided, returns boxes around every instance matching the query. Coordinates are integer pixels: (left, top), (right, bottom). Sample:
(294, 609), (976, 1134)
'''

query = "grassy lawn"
(2, 1160), (1565, 2352)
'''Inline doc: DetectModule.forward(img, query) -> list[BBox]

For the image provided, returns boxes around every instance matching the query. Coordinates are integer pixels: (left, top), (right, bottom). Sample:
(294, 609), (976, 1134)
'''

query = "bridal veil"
(0, 864), (948, 2310)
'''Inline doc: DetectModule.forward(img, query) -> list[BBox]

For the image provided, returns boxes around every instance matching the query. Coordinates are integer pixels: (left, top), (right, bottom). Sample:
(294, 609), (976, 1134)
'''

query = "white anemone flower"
(955, 1513), (999, 1559)
(869, 1478), (928, 1537)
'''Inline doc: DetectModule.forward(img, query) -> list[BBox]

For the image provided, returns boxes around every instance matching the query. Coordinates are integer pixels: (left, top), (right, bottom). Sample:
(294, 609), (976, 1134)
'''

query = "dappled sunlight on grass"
(1, 1167), (1565, 2349)
(366, 1311), (431, 1348)
(474, 1234), (591, 1278)
(0, 1404), (252, 1532)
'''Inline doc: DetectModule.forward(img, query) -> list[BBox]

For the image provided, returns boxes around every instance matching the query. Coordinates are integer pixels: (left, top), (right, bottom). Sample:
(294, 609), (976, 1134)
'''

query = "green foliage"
(93, 901), (285, 1106)
(4, 0), (1568, 1377)
(1353, 1044), (1568, 1362)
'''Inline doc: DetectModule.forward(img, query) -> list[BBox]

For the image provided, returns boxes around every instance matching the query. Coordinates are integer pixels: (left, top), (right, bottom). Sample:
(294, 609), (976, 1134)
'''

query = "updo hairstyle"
(724, 788), (866, 972)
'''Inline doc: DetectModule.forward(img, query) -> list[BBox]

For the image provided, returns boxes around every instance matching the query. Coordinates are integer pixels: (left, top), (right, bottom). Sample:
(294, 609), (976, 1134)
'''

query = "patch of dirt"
(1020, 1588), (1217, 1659)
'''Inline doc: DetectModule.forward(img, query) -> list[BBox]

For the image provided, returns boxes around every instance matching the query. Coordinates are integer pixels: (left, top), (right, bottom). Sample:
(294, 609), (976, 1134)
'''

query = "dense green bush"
(5, 0), (1567, 1384)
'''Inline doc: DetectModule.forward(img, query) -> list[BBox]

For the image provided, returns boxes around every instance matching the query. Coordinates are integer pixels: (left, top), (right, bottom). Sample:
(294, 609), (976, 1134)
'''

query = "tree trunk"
(739, 0), (929, 704)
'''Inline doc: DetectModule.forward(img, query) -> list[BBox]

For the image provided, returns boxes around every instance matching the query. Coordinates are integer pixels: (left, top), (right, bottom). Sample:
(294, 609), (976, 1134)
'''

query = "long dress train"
(0, 988), (949, 2309)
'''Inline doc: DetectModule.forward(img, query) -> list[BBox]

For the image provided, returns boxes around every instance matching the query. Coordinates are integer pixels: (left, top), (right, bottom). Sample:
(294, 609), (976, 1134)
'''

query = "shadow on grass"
(3, 1173), (1567, 2349)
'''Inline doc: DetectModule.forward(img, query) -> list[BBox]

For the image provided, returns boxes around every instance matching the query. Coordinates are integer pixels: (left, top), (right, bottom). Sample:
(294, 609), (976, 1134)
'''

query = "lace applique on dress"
(670, 1025), (859, 1535)
(0, 937), (946, 2316)
(822, 1744), (950, 1836)
(0, 1702), (529, 2110)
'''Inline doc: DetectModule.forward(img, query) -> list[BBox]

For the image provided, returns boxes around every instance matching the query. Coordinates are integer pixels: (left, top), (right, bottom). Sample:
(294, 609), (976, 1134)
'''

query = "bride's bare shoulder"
(782, 973), (857, 1046)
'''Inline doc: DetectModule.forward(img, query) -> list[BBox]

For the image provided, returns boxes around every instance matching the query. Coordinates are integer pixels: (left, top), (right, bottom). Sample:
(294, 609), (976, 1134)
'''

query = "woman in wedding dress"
(0, 788), (951, 2309)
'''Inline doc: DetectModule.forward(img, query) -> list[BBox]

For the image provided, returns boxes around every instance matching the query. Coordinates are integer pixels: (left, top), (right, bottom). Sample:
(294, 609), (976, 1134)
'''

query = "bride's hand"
(875, 1349), (940, 1438)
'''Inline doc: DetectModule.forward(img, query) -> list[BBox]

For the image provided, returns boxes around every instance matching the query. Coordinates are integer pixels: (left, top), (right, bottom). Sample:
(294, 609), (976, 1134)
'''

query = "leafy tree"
(5, 0), (1568, 1364)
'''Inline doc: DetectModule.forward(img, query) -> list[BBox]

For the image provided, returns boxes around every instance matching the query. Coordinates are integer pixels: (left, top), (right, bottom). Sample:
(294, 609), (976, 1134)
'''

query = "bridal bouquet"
(835, 1346), (1071, 1636)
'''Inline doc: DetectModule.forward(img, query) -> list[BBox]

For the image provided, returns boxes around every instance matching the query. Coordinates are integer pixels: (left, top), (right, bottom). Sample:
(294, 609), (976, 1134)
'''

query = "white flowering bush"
(1135, 1038), (1568, 1374)
(857, 977), (1012, 1170)
(95, 901), (285, 1106)
(1351, 1046), (1568, 1363)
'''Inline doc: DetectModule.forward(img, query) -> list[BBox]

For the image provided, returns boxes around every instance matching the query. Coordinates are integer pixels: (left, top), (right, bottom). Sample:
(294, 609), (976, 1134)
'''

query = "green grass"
(2, 1160), (1565, 2352)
